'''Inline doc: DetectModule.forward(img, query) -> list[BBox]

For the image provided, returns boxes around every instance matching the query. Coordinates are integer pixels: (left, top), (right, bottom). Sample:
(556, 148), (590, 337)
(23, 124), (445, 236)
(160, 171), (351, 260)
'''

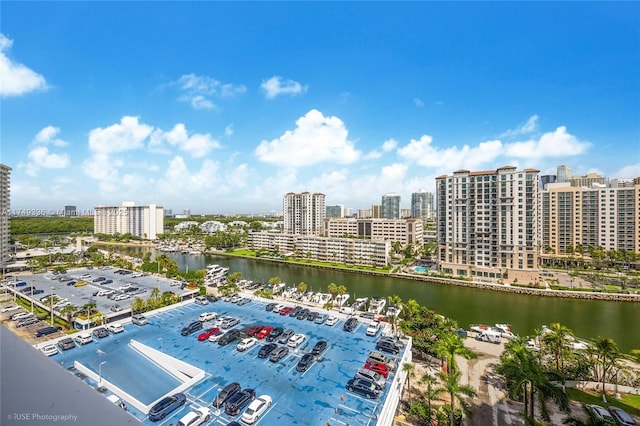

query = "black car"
(35, 326), (61, 338)
(19, 286), (34, 293)
(32, 289), (44, 295)
(265, 302), (277, 312)
(343, 317), (358, 332)
(265, 327), (284, 342)
(296, 353), (315, 372)
(211, 382), (241, 408)
(306, 311), (319, 321)
(289, 306), (302, 317)
(93, 327), (109, 338)
(257, 343), (278, 358)
(224, 388), (256, 416)
(57, 337), (76, 351)
(218, 329), (241, 346)
(296, 308), (310, 320)
(181, 321), (203, 336)
(148, 392), (186, 421)
(102, 279), (113, 285)
(375, 339), (401, 355)
(311, 340), (328, 356)
(269, 346), (289, 362)
(92, 277), (106, 282)
(346, 378), (380, 399)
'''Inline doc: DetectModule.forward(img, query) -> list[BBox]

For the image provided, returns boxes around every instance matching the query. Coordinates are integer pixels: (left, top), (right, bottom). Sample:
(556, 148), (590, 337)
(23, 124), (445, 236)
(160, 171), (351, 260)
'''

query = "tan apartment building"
(324, 218), (424, 248)
(94, 201), (164, 240)
(283, 192), (325, 236)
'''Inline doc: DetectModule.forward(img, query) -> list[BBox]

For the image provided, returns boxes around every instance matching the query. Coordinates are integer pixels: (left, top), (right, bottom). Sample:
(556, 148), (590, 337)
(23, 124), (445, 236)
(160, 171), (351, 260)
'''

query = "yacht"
(386, 304), (402, 317)
(368, 297), (386, 315)
(352, 297), (369, 311)
(334, 294), (350, 307)
(470, 324), (516, 340)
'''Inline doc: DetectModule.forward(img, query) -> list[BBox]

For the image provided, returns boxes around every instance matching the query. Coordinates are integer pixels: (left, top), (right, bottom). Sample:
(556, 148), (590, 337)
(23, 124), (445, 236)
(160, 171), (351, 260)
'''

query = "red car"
(364, 362), (390, 378)
(198, 327), (220, 341)
(257, 326), (274, 339)
(247, 325), (264, 337)
(279, 307), (294, 316)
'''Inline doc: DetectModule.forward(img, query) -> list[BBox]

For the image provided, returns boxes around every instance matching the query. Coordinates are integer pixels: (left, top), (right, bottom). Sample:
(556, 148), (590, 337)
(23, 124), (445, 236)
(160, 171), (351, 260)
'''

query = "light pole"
(99, 361), (107, 387)
(30, 281), (34, 312)
(50, 286), (55, 325)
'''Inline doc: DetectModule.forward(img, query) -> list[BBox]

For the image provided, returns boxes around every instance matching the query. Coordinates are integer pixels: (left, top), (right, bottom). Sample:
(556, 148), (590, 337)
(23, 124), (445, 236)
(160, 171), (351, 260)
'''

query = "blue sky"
(1, 2), (639, 215)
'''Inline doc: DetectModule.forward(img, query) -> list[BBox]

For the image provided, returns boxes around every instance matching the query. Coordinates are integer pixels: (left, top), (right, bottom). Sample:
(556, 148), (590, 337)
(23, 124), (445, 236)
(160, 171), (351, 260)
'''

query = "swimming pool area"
(41, 296), (410, 425)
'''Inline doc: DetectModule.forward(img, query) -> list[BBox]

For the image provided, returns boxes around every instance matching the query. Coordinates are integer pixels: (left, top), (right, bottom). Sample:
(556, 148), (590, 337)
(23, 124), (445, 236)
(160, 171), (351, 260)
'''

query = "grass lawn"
(567, 388), (640, 417)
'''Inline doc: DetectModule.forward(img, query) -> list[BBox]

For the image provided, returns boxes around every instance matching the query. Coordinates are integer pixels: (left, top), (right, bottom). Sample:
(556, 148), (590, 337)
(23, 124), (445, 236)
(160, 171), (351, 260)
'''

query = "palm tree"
(60, 304), (78, 329)
(297, 281), (307, 294)
(435, 333), (476, 375)
(419, 372), (442, 423)
(327, 283), (337, 298)
(402, 362), (415, 401)
(404, 298), (420, 321)
(587, 336), (622, 403)
(438, 369), (476, 426)
(541, 322), (574, 372)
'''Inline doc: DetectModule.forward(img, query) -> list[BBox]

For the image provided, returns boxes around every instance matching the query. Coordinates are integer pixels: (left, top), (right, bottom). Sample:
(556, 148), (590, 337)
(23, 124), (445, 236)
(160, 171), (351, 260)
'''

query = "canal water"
(123, 248), (639, 352)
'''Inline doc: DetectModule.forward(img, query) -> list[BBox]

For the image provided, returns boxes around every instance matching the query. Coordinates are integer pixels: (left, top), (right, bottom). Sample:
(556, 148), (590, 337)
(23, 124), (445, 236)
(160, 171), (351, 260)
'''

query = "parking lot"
(35, 296), (408, 426)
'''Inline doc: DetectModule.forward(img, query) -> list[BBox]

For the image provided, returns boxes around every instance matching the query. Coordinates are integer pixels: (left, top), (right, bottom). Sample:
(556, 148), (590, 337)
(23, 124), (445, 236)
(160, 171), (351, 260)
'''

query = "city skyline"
(2, 2), (638, 214)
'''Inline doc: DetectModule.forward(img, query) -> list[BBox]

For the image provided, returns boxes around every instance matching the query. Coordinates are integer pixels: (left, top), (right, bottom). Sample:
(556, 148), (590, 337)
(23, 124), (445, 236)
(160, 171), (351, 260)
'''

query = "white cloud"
(504, 126), (590, 158)
(614, 163), (640, 179)
(261, 76), (308, 99)
(398, 135), (503, 170)
(34, 125), (68, 147)
(364, 151), (382, 160)
(255, 109), (360, 167)
(224, 125), (234, 137)
(0, 33), (48, 97)
(413, 98), (424, 107)
(163, 123), (221, 158)
(24, 146), (70, 176)
(174, 73), (246, 110)
(88, 116), (154, 154)
(500, 114), (539, 138)
(382, 139), (397, 152)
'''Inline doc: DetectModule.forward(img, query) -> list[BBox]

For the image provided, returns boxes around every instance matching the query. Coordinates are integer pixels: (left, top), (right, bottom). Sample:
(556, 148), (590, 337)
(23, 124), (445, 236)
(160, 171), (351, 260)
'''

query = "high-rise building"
(325, 218), (423, 247)
(411, 190), (434, 221)
(570, 172), (606, 188)
(540, 175), (556, 190)
(436, 166), (540, 282)
(326, 205), (344, 218)
(557, 165), (572, 183)
(283, 192), (326, 235)
(381, 193), (401, 219)
(0, 164), (11, 265)
(371, 205), (381, 218)
(64, 205), (77, 217)
(94, 201), (164, 239)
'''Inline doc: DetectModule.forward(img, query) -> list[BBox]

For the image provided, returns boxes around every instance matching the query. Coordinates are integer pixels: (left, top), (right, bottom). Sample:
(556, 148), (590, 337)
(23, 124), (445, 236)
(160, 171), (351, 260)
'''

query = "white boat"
(386, 304), (402, 317)
(334, 294), (350, 307)
(368, 297), (386, 315)
(471, 324), (516, 340)
(352, 297), (368, 311)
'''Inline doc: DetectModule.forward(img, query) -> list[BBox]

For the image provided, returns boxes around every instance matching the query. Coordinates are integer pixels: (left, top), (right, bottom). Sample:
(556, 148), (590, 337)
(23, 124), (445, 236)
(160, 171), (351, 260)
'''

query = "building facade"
(0, 164), (11, 265)
(324, 218), (423, 248)
(283, 192), (326, 235)
(436, 166), (540, 283)
(411, 190), (434, 221)
(326, 205), (344, 218)
(94, 201), (164, 240)
(381, 193), (401, 219)
(64, 205), (77, 217)
(557, 165), (572, 183)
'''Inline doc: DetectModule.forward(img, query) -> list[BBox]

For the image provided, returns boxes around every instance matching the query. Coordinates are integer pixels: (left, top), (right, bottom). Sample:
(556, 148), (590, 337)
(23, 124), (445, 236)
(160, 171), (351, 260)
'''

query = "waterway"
(122, 248), (639, 352)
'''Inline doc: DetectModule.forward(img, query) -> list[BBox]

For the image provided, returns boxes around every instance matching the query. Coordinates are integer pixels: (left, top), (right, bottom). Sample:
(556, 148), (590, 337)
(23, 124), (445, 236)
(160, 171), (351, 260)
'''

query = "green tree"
(268, 276), (281, 286)
(402, 362), (415, 402)
(297, 281), (307, 293)
(227, 272), (242, 284)
(438, 369), (476, 426)
(327, 283), (338, 297)
(541, 322), (574, 373)
(60, 304), (78, 328)
(435, 333), (476, 375)
(586, 336), (622, 403)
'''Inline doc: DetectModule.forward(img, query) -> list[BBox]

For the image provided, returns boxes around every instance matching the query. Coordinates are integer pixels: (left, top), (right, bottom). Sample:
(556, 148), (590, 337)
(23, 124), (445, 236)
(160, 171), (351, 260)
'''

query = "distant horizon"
(2, 2), (638, 214)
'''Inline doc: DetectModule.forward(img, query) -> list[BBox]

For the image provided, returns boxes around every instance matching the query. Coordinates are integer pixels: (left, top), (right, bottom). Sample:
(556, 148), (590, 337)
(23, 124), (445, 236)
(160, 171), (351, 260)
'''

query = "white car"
(237, 337), (258, 352)
(194, 296), (209, 305)
(325, 316), (339, 326)
(199, 312), (218, 322)
(11, 312), (34, 321)
(287, 333), (306, 348)
(176, 406), (211, 426)
(106, 323), (125, 334)
(207, 329), (225, 342)
(118, 283), (132, 291)
(75, 333), (94, 345)
(1, 305), (21, 313)
(272, 303), (286, 313)
(113, 294), (131, 301)
(230, 295), (242, 303)
(40, 344), (59, 356)
(366, 321), (381, 336)
(241, 394), (272, 424)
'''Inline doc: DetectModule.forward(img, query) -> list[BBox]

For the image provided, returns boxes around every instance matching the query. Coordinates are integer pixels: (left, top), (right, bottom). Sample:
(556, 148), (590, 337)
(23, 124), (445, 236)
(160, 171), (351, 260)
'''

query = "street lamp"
(99, 361), (107, 387)
(50, 286), (55, 325)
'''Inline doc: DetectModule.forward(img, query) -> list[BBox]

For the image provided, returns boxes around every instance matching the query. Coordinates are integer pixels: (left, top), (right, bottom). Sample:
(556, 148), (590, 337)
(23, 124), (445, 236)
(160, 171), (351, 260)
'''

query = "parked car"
(40, 344), (59, 356)
(92, 277), (106, 282)
(266, 327), (284, 342)
(325, 315), (339, 326)
(176, 406), (211, 426)
(246, 325), (264, 337)
(106, 323), (125, 334)
(57, 337), (76, 351)
(35, 326), (61, 338)
(148, 392), (186, 422)
(132, 314), (148, 326)
(110, 304), (123, 312)
(366, 321), (381, 336)
(207, 329), (225, 342)
(11, 312), (34, 321)
(93, 327), (109, 338)
(1, 305), (21, 313)
(256, 326), (274, 339)
(314, 314), (328, 324)
(240, 394), (272, 424)
(265, 303), (277, 312)
(343, 317), (358, 332)
(366, 351), (396, 370)
(311, 340), (328, 357)
(225, 388), (256, 416)
(199, 312), (218, 322)
(194, 296), (209, 306)
(16, 317), (39, 328)
(181, 321), (203, 336)
(211, 382), (241, 408)
(589, 405), (615, 424)
(364, 362), (390, 378)
(376, 339), (401, 355)
(295, 308), (310, 320)
(269, 345), (289, 362)
(608, 407), (637, 426)
(221, 317), (240, 329)
(236, 337), (258, 352)
(277, 329), (295, 344)
(113, 293), (131, 301)
(287, 333), (306, 348)
(75, 333), (94, 345)
(279, 306), (293, 316)
(296, 353), (315, 372)
(346, 378), (380, 399)
(236, 297), (250, 306)
(218, 329), (241, 346)
(355, 368), (386, 389)
(102, 279), (114, 285)
(198, 327), (220, 341)
(360, 311), (376, 320)
(258, 343), (278, 358)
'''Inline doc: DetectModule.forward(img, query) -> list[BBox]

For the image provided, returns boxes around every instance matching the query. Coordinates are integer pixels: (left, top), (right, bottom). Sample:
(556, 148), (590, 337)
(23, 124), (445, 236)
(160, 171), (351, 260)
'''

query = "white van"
(476, 331), (501, 344)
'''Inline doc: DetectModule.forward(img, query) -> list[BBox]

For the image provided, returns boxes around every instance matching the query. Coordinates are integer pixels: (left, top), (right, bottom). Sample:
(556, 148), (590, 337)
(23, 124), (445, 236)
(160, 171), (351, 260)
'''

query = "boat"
(386, 304), (402, 318)
(470, 324), (516, 340)
(334, 294), (350, 307)
(352, 297), (368, 311)
(368, 297), (386, 315)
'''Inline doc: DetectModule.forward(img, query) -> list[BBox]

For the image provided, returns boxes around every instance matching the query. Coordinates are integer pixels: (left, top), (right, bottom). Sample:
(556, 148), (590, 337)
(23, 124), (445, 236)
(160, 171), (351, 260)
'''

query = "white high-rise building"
(283, 192), (325, 236)
(381, 193), (401, 219)
(557, 165), (572, 183)
(411, 190), (434, 221)
(94, 201), (164, 240)
(0, 164), (11, 265)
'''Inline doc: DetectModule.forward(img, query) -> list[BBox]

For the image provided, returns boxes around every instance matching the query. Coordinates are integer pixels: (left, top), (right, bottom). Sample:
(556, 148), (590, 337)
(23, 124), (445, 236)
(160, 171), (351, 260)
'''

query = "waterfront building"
(174, 221), (199, 232)
(283, 192), (326, 236)
(199, 221), (227, 233)
(411, 190), (434, 221)
(324, 218), (423, 247)
(94, 201), (164, 240)
(64, 205), (77, 217)
(326, 204), (344, 218)
(540, 180), (640, 254)
(436, 166), (540, 283)
(557, 165), (572, 183)
(0, 164), (11, 265)
(381, 193), (401, 219)
(248, 231), (390, 267)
